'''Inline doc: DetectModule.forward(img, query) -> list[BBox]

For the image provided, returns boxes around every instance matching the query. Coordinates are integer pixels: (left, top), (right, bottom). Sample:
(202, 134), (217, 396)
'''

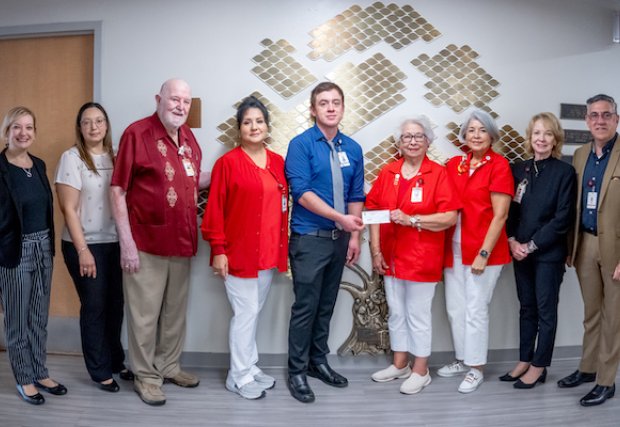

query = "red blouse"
(444, 149), (514, 267)
(201, 147), (288, 278)
(366, 156), (461, 282)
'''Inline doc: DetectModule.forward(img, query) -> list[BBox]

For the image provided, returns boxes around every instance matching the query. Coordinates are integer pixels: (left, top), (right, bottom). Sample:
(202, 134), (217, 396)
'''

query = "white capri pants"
(224, 269), (274, 387)
(384, 276), (436, 357)
(444, 237), (502, 366)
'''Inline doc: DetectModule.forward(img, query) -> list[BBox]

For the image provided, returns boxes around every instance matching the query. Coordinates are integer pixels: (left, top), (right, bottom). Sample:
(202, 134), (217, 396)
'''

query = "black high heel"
(499, 372), (524, 382)
(514, 368), (547, 389)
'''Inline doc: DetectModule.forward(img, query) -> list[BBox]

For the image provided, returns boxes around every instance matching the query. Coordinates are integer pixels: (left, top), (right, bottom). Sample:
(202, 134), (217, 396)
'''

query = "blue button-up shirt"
(285, 124), (365, 234)
(581, 133), (617, 233)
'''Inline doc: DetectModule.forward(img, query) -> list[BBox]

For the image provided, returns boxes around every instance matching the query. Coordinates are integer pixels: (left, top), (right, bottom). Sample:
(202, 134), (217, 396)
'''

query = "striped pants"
(0, 230), (53, 385)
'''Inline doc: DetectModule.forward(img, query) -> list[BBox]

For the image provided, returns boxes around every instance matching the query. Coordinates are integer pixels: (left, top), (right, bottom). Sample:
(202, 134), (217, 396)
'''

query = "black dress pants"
(62, 241), (126, 382)
(513, 257), (565, 367)
(287, 232), (350, 376)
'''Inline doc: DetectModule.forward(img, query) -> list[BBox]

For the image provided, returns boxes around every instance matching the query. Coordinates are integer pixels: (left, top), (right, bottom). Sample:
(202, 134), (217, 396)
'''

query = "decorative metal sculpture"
(338, 263), (390, 355)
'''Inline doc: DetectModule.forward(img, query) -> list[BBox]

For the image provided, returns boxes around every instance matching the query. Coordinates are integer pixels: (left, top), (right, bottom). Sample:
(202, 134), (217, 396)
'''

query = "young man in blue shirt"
(285, 82), (365, 403)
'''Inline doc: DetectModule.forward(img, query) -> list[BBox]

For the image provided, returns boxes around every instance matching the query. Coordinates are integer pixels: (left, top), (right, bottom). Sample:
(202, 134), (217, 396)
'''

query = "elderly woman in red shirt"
(438, 110), (514, 393)
(201, 96), (288, 400)
(366, 116), (460, 395)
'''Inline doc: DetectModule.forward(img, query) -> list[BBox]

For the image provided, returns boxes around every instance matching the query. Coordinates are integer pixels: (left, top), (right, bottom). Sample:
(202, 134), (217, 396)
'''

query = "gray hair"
(457, 110), (500, 144)
(394, 115), (436, 143)
(586, 94), (617, 113)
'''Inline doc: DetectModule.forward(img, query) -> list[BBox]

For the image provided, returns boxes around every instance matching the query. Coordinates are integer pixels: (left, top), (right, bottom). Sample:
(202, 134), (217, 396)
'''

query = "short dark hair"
(236, 96), (269, 129)
(310, 82), (344, 108)
(586, 94), (617, 113)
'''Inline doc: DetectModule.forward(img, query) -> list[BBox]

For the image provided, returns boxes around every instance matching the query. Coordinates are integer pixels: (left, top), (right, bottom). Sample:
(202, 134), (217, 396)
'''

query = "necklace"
(22, 167), (33, 178)
(533, 160), (540, 177)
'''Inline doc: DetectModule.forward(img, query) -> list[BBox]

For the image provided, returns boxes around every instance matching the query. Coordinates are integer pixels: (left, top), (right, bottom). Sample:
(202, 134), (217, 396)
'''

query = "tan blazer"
(571, 135), (620, 268)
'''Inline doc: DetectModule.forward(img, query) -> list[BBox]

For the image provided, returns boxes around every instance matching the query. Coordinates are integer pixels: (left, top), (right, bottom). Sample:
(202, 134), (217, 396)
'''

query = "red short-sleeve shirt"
(111, 113), (202, 257)
(366, 156), (461, 282)
(444, 149), (514, 266)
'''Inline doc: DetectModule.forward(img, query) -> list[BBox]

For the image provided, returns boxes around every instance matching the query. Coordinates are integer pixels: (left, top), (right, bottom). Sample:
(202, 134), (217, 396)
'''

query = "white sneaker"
(254, 371), (276, 390)
(371, 365), (412, 383)
(437, 360), (468, 378)
(399, 371), (431, 394)
(458, 368), (484, 394)
(225, 377), (266, 400)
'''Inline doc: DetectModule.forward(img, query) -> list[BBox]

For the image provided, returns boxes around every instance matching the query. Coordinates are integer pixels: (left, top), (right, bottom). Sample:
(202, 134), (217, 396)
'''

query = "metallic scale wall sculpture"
(205, 2), (529, 355)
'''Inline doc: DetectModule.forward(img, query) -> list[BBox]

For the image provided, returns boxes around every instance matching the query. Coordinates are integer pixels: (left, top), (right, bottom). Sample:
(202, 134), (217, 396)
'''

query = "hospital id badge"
(514, 179), (527, 204)
(337, 151), (350, 167)
(182, 158), (195, 177)
(281, 195), (287, 213)
(586, 191), (597, 210)
(411, 187), (423, 203)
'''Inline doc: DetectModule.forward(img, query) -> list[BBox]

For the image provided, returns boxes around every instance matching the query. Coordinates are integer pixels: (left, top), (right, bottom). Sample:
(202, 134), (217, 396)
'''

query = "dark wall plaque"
(560, 103), (587, 120)
(564, 129), (591, 144)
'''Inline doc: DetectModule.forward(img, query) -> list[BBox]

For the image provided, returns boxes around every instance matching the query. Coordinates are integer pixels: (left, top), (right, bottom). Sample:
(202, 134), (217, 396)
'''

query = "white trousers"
(224, 269), (273, 387)
(384, 276), (436, 357)
(444, 245), (502, 366)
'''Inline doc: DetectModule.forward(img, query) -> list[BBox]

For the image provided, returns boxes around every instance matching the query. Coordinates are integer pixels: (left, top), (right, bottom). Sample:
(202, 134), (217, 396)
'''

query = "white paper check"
(362, 209), (391, 224)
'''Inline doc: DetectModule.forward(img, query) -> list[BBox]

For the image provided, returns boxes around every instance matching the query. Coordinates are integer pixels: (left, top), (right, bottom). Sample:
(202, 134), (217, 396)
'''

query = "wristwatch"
(409, 215), (421, 231)
(479, 249), (489, 258)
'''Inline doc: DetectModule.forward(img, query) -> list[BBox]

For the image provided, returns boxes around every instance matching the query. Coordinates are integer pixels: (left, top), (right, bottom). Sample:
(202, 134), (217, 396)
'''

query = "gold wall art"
(252, 39), (317, 99)
(308, 2), (441, 61)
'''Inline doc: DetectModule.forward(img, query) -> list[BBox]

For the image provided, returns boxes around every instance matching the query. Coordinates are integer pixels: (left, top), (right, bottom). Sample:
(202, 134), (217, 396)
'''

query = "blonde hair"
(1, 106), (36, 144)
(524, 112), (564, 159)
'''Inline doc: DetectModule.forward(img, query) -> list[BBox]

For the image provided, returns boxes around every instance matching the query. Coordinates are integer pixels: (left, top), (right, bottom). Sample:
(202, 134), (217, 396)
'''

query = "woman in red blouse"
(366, 117), (460, 395)
(437, 110), (514, 393)
(201, 96), (288, 400)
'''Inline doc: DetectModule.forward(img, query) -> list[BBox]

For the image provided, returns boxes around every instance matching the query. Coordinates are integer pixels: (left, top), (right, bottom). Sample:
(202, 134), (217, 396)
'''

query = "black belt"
(304, 229), (343, 240)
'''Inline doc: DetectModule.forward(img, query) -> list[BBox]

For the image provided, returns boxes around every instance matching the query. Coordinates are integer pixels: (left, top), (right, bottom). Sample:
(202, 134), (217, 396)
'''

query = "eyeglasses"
(80, 118), (107, 127)
(586, 111), (616, 121)
(401, 133), (426, 143)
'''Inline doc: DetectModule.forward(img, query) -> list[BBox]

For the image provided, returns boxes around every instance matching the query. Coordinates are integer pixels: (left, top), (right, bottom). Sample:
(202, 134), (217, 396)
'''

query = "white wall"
(1, 0), (619, 355)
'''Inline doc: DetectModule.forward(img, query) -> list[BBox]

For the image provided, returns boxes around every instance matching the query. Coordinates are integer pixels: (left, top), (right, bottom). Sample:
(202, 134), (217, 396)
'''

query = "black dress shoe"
(499, 372), (523, 382)
(580, 383), (615, 407)
(98, 379), (120, 393)
(557, 370), (596, 388)
(16, 385), (45, 405)
(34, 380), (68, 396)
(514, 368), (547, 389)
(118, 369), (135, 381)
(307, 363), (348, 388)
(287, 374), (315, 403)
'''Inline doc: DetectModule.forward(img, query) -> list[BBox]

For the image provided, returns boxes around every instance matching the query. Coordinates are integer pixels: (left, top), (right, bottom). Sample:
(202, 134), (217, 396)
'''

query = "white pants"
(444, 244), (502, 366)
(224, 269), (273, 387)
(384, 276), (436, 357)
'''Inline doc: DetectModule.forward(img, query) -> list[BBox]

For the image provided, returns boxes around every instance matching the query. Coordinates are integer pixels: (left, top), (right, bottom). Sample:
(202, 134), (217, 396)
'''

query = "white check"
(362, 209), (391, 224)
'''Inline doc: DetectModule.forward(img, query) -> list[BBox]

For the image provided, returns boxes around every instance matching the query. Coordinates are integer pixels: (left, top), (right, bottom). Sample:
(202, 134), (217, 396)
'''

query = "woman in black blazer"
(0, 106), (66, 405)
(502, 112), (576, 389)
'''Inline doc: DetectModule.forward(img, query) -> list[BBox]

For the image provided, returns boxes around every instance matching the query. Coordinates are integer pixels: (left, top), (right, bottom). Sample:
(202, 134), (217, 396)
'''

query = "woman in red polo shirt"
(201, 96), (288, 400)
(366, 116), (460, 395)
(437, 110), (514, 394)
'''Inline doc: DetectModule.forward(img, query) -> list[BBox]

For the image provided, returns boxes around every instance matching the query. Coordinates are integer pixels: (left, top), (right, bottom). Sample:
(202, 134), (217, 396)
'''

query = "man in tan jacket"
(557, 94), (620, 407)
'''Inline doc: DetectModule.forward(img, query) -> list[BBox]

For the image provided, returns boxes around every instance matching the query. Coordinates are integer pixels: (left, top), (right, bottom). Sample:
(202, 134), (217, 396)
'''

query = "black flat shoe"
(16, 384), (45, 405)
(580, 384), (615, 407)
(514, 368), (547, 389)
(34, 380), (67, 396)
(287, 374), (315, 403)
(557, 370), (596, 388)
(98, 379), (120, 393)
(499, 372), (523, 382)
(307, 363), (348, 388)
(118, 369), (134, 381)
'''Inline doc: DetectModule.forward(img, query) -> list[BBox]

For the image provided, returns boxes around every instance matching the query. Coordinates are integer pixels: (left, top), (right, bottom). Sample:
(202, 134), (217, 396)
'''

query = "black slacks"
(62, 241), (126, 382)
(513, 257), (565, 367)
(287, 232), (350, 376)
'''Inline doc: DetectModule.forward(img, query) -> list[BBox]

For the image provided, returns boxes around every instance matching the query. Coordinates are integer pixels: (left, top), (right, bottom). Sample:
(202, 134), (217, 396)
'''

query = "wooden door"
(0, 33), (94, 317)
